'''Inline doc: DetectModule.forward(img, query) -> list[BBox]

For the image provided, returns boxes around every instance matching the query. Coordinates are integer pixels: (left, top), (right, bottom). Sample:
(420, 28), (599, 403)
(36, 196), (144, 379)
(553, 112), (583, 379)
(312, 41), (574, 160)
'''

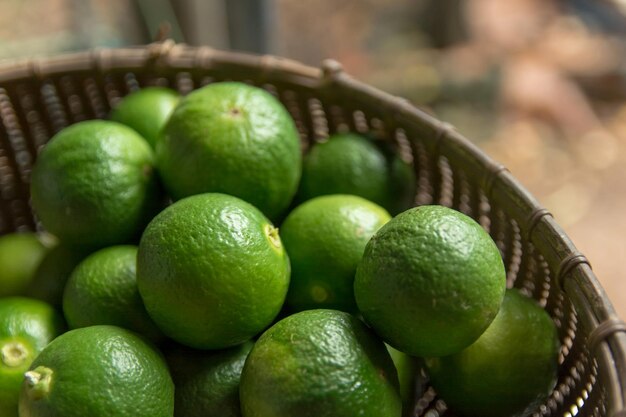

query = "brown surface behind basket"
(0, 43), (624, 417)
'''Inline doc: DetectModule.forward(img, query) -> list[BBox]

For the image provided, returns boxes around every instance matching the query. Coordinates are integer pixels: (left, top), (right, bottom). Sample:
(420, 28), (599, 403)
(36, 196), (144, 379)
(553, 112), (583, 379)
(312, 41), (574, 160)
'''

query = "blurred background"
(2, 0), (625, 317)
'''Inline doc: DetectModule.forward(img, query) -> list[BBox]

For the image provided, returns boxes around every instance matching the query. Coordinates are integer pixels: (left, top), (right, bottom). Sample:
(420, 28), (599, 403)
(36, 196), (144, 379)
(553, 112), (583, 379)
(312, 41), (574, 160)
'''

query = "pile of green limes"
(0, 82), (559, 417)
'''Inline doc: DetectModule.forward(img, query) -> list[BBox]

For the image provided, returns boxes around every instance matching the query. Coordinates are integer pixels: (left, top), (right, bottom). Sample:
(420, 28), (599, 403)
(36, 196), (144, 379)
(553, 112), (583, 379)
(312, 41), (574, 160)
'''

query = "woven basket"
(0, 41), (624, 417)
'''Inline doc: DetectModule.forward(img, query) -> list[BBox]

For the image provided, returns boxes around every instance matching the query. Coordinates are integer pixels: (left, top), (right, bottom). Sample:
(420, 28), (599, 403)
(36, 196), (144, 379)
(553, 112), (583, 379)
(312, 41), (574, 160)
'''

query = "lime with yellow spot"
(0, 297), (65, 417)
(18, 325), (174, 417)
(280, 195), (390, 313)
(137, 193), (290, 349)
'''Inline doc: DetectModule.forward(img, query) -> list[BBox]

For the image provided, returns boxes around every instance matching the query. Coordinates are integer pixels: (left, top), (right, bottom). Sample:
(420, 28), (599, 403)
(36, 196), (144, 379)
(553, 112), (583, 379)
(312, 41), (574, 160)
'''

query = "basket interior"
(0, 45), (623, 417)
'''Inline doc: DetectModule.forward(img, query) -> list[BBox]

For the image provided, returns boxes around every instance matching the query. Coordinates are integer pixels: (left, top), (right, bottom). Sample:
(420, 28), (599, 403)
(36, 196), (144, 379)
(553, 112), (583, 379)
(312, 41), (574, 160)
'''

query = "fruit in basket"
(386, 344), (420, 415)
(30, 120), (162, 248)
(239, 309), (402, 417)
(156, 81), (302, 220)
(26, 244), (90, 309)
(62, 245), (162, 341)
(298, 133), (416, 214)
(354, 205), (506, 357)
(0, 297), (65, 417)
(424, 288), (559, 417)
(280, 194), (390, 312)
(166, 341), (254, 417)
(0, 233), (48, 297)
(110, 86), (180, 148)
(137, 193), (290, 350)
(18, 325), (174, 417)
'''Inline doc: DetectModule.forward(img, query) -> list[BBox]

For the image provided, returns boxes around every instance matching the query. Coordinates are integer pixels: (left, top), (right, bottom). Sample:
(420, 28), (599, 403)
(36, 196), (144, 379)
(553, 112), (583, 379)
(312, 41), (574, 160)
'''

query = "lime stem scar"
(24, 366), (54, 400)
(265, 224), (282, 249)
(1, 341), (28, 368)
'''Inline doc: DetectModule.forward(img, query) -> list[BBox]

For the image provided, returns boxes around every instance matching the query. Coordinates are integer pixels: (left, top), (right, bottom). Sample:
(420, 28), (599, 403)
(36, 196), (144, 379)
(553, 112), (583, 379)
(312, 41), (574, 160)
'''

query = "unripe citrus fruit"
(62, 245), (162, 341)
(425, 289), (560, 417)
(26, 244), (90, 309)
(137, 193), (290, 349)
(240, 309), (402, 417)
(0, 297), (64, 417)
(280, 195), (390, 312)
(0, 233), (48, 297)
(355, 205), (506, 357)
(110, 87), (180, 148)
(18, 325), (174, 417)
(156, 82), (302, 220)
(167, 341), (253, 417)
(30, 120), (162, 248)
(299, 133), (415, 214)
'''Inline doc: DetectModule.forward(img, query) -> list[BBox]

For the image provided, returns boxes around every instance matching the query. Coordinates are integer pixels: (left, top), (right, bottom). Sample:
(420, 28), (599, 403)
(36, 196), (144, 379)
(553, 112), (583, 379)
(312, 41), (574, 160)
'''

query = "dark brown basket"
(0, 42), (624, 417)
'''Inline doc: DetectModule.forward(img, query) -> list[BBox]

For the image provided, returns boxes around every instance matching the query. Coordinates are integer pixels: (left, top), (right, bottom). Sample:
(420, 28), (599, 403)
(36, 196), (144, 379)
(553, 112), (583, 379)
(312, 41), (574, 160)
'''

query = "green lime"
(30, 120), (162, 248)
(62, 245), (162, 341)
(166, 341), (253, 417)
(26, 244), (90, 309)
(0, 297), (65, 417)
(298, 133), (416, 215)
(386, 345), (419, 416)
(137, 193), (290, 349)
(110, 87), (180, 148)
(425, 289), (559, 417)
(240, 309), (401, 417)
(354, 205), (506, 357)
(280, 195), (390, 312)
(156, 82), (302, 220)
(0, 233), (48, 297)
(18, 325), (173, 417)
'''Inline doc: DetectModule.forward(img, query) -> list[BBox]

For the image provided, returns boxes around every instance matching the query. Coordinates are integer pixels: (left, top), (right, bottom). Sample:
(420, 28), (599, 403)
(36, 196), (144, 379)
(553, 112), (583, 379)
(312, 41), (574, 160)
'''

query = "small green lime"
(0, 297), (65, 417)
(156, 82), (302, 220)
(240, 309), (401, 417)
(425, 289), (560, 417)
(355, 205), (506, 357)
(110, 87), (180, 148)
(137, 193), (290, 350)
(386, 344), (419, 416)
(280, 195), (390, 312)
(30, 120), (162, 248)
(26, 244), (90, 309)
(18, 325), (174, 417)
(0, 233), (48, 297)
(299, 133), (416, 214)
(166, 341), (253, 417)
(62, 245), (162, 341)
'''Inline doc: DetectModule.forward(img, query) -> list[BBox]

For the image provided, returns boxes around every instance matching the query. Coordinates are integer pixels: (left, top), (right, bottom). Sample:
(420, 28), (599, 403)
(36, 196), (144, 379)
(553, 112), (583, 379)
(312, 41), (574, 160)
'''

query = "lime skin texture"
(425, 289), (560, 417)
(18, 325), (174, 417)
(137, 193), (291, 350)
(156, 81), (302, 220)
(240, 309), (402, 417)
(355, 205), (506, 358)
(30, 120), (162, 248)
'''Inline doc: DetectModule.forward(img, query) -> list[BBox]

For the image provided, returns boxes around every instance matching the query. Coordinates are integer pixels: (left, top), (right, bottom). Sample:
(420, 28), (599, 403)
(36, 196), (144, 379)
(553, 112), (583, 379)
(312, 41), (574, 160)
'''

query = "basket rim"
(1, 41), (625, 413)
